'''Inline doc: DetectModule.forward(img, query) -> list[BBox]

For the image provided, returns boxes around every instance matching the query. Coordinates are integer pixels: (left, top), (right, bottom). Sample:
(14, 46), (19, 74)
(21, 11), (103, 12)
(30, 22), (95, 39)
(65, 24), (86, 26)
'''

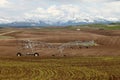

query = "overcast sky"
(0, 0), (120, 23)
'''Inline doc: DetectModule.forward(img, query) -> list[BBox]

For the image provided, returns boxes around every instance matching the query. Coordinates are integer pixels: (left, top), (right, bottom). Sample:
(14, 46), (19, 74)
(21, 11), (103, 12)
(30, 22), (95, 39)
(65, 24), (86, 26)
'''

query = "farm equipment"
(17, 40), (39, 56)
(16, 39), (54, 56)
(58, 40), (98, 53)
(16, 39), (98, 56)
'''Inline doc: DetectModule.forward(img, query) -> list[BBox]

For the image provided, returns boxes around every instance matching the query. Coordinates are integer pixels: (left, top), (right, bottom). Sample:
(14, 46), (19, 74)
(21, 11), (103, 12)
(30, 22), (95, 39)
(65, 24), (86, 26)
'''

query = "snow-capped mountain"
(0, 17), (119, 27)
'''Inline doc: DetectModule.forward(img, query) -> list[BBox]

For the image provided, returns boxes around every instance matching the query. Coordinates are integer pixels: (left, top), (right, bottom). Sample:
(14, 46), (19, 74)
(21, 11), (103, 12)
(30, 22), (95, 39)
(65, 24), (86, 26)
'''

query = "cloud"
(0, 0), (10, 8)
(0, 0), (120, 23)
(24, 3), (120, 23)
(24, 5), (84, 23)
(82, 0), (120, 2)
(51, 0), (120, 4)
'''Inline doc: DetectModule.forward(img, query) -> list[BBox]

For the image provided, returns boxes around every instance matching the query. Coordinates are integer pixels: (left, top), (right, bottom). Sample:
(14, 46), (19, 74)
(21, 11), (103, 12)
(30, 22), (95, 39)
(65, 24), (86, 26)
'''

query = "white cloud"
(24, 3), (120, 23)
(0, 0), (10, 8)
(81, 0), (119, 2)
(24, 5), (82, 23)
(52, 0), (120, 4)
(0, 0), (120, 23)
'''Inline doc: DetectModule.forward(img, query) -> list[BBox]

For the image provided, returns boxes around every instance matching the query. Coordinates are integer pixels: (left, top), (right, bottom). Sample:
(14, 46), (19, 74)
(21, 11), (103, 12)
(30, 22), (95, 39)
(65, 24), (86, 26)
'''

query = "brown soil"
(0, 28), (120, 57)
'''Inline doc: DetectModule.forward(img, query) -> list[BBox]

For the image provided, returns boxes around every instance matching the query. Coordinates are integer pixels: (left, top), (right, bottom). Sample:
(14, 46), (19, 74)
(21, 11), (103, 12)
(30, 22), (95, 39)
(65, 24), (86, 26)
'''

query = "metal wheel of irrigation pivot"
(16, 39), (98, 57)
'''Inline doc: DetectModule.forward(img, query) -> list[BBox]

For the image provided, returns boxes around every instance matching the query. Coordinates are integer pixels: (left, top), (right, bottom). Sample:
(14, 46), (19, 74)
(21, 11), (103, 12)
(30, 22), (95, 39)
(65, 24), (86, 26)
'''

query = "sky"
(0, 0), (120, 23)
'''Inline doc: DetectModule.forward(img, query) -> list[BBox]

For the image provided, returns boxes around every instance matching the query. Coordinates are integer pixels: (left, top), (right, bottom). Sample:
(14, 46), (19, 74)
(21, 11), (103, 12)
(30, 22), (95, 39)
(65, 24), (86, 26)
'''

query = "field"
(0, 27), (120, 56)
(0, 56), (120, 80)
(0, 25), (120, 80)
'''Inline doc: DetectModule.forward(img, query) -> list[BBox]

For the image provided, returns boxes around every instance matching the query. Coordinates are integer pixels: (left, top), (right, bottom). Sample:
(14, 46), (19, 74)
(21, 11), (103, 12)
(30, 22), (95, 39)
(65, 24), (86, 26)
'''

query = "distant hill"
(109, 22), (120, 25)
(0, 18), (119, 27)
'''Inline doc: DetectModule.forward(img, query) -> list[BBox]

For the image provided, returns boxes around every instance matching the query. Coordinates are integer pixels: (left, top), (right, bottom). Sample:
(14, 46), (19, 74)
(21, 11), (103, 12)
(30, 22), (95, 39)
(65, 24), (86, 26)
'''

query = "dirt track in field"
(0, 28), (120, 57)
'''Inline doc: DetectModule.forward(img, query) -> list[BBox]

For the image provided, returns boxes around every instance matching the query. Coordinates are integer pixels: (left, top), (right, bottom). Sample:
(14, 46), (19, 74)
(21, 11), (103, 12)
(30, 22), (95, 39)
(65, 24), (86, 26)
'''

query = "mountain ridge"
(0, 18), (119, 27)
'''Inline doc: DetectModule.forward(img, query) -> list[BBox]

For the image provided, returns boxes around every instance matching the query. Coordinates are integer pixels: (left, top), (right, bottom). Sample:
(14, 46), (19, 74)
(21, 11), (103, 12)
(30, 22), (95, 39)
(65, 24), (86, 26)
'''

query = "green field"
(0, 56), (120, 80)
(0, 36), (14, 39)
(65, 23), (120, 30)
(85, 24), (120, 30)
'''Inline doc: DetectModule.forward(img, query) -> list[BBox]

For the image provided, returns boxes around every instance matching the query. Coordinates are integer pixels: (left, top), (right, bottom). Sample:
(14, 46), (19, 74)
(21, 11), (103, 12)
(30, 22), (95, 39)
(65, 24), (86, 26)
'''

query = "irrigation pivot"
(58, 40), (98, 54)
(16, 39), (55, 56)
(16, 39), (98, 57)
(17, 40), (39, 56)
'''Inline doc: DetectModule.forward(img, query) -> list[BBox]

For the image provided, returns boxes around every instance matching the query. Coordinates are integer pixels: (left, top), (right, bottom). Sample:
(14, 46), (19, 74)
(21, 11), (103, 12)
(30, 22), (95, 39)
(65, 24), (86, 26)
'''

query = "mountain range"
(0, 17), (119, 27)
